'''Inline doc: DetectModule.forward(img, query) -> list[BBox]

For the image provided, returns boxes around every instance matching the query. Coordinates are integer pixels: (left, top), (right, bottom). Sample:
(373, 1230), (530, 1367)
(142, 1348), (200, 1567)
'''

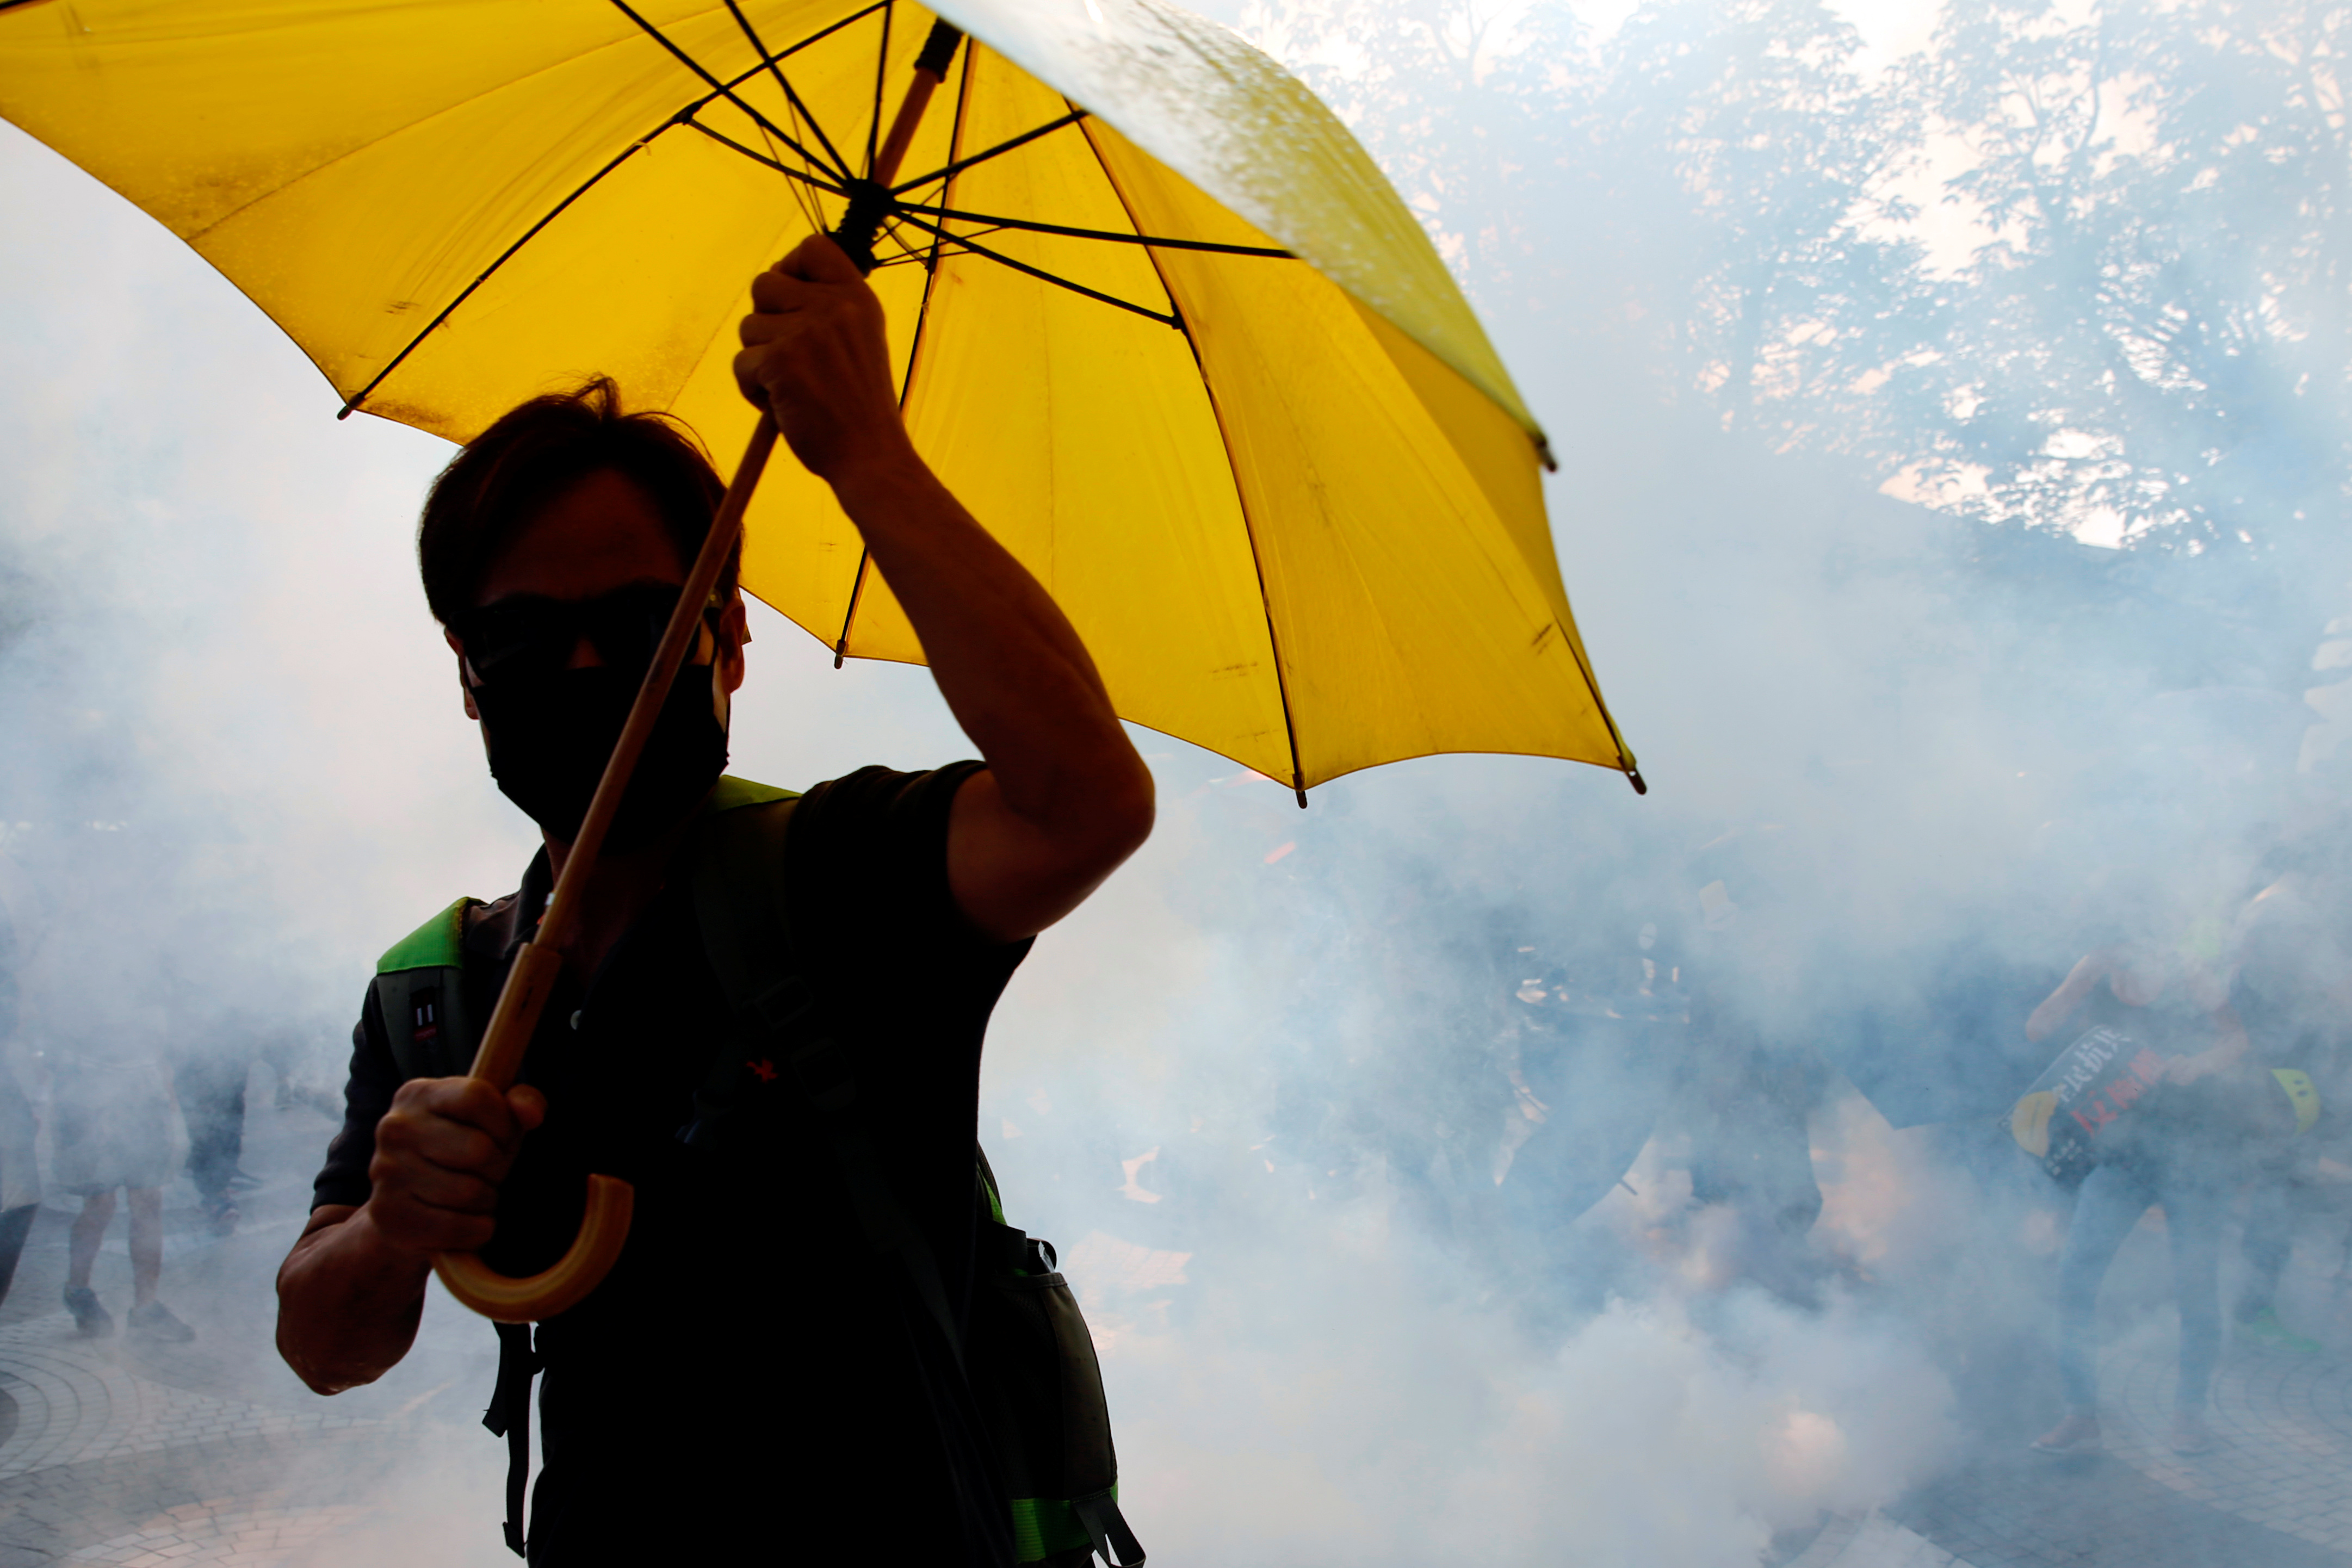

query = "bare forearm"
(832, 450), (1144, 820)
(276, 1204), (431, 1394)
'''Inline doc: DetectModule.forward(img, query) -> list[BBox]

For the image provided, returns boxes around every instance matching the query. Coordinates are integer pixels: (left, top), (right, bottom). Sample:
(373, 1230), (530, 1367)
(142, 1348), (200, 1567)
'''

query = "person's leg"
(175, 1056), (232, 1202)
(2159, 1168), (2229, 1447)
(64, 1189), (117, 1336)
(67, 1188), (115, 1292)
(2238, 1168), (2295, 1321)
(122, 1186), (194, 1341)
(2039, 1162), (2154, 1449)
(0, 1203), (36, 1309)
(125, 1186), (162, 1307)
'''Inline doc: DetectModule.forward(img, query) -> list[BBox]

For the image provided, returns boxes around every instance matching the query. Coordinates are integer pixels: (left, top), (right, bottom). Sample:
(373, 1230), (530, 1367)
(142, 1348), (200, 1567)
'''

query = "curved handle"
(435, 1174), (637, 1324)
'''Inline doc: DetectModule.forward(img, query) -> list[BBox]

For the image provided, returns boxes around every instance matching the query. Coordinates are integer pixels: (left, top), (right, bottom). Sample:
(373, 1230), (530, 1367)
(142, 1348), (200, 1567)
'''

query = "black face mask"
(468, 656), (729, 853)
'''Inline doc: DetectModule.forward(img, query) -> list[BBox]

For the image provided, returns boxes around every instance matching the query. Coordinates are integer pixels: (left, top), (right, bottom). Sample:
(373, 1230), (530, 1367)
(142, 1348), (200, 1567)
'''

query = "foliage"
(1252, 0), (2351, 604)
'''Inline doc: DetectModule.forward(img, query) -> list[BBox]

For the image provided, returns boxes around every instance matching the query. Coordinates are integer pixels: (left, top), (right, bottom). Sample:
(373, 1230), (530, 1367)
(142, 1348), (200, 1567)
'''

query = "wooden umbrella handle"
(432, 420), (777, 1324)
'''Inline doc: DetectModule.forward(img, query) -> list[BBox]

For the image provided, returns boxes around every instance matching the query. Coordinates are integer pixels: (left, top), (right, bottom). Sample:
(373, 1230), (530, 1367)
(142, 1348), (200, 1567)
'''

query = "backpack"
(371, 776), (1145, 1566)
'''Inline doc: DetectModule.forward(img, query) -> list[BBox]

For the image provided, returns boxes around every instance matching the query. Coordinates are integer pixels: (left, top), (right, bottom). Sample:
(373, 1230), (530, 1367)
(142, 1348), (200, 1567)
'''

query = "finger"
(738, 309), (807, 349)
(778, 233), (863, 284)
(375, 1157), (504, 1215)
(373, 1192), (497, 1254)
(507, 1083), (547, 1133)
(732, 345), (772, 407)
(750, 268), (825, 314)
(377, 1112), (511, 1182)
(398, 1076), (519, 1143)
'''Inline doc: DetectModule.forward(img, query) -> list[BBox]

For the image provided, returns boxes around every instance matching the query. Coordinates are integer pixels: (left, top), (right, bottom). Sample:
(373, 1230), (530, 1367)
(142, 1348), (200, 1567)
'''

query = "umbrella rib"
(831, 42), (971, 669)
(607, 0), (845, 184)
(338, 116), (692, 418)
(866, 0), (893, 175)
(721, 0), (855, 181)
(894, 202), (1294, 259)
(335, 5), (889, 421)
(890, 110), (1088, 196)
(1073, 115), (1309, 805)
(892, 213), (1179, 328)
(682, 118), (848, 195)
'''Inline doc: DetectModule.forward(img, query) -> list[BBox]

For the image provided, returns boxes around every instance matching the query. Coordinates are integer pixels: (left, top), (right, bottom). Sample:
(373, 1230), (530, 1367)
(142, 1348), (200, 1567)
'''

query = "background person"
(2025, 932), (2245, 1457)
(2226, 846), (2352, 1351)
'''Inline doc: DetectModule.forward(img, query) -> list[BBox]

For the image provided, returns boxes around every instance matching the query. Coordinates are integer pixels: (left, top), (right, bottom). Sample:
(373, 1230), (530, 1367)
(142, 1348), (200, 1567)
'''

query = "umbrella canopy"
(0, 0), (1638, 795)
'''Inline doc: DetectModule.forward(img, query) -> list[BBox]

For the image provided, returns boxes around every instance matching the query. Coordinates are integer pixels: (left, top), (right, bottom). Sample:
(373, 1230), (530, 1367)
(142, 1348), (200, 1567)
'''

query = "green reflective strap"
(377, 897), (472, 974)
(981, 1160), (1007, 1226)
(707, 774), (800, 814)
(1008, 1489), (1111, 1563)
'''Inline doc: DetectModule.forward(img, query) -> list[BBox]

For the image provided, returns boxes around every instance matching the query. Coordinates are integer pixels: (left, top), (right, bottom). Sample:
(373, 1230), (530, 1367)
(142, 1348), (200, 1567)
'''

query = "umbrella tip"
(1626, 766), (1648, 797)
(1295, 784), (1308, 810)
(1535, 434), (1557, 474)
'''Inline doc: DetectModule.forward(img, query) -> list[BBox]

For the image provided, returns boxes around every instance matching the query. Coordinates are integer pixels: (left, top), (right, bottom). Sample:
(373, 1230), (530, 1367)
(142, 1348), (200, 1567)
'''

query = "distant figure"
(1668, 830), (1831, 1304)
(174, 1036), (252, 1235)
(0, 909), (35, 1309)
(2025, 937), (2244, 1458)
(49, 994), (196, 1343)
(2227, 854), (2352, 1352)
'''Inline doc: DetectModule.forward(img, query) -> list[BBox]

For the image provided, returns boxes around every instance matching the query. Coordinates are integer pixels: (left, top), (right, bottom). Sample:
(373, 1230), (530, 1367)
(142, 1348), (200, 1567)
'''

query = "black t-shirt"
(313, 765), (1030, 1565)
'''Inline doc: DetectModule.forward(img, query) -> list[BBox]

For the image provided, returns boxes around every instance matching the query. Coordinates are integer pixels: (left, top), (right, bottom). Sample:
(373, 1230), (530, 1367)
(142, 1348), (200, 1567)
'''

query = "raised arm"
(734, 237), (1154, 942)
(2025, 950), (2111, 1044)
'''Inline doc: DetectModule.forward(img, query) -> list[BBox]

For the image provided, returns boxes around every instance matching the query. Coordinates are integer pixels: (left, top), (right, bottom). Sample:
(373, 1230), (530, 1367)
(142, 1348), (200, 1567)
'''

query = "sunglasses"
(451, 582), (720, 686)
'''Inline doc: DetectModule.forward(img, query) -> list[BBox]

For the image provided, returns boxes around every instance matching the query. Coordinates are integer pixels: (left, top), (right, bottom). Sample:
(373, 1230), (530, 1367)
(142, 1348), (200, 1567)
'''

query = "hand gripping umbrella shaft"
(434, 21), (965, 1324)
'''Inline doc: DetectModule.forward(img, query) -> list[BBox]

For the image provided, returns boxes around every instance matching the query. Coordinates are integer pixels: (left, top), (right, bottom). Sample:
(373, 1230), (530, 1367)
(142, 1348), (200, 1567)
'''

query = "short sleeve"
(311, 986), (403, 1211)
(781, 761), (1032, 1073)
(785, 762), (1011, 958)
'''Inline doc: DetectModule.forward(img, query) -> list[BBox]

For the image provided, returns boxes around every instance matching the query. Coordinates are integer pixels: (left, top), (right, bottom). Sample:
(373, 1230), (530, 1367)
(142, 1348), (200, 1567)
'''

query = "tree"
(1911, 0), (2352, 586)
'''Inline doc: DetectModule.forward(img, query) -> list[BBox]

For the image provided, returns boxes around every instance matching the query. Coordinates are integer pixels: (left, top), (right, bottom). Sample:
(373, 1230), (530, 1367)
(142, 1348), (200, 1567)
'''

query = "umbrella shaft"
(873, 22), (963, 185)
(834, 21), (964, 269)
(471, 417), (779, 1086)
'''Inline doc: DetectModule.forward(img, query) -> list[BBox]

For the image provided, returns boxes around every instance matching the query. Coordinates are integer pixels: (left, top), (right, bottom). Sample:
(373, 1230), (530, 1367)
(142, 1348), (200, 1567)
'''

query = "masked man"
(275, 237), (1154, 1564)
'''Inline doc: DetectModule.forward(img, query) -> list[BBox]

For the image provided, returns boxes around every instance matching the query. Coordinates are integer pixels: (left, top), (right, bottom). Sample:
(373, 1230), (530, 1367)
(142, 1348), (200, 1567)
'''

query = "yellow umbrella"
(3, 0), (1644, 1321)
(0, 0), (1638, 801)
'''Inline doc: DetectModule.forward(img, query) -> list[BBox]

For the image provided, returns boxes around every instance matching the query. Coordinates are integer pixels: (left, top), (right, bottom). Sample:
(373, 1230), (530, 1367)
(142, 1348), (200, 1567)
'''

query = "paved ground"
(1812, 1200), (2352, 1568)
(0, 1084), (506, 1568)
(3, 1082), (2348, 1566)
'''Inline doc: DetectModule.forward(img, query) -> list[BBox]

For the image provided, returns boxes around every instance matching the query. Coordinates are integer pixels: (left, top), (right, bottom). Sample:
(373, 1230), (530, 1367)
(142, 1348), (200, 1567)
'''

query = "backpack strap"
(689, 795), (969, 1365)
(373, 898), (479, 1082)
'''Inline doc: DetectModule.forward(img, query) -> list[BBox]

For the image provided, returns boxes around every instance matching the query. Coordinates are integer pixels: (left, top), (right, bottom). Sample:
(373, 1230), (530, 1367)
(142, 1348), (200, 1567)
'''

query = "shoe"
(2030, 1411), (2102, 1455)
(128, 1301), (196, 1344)
(202, 1194), (240, 1237)
(225, 1168), (264, 1191)
(63, 1286), (114, 1339)
(2236, 1307), (2322, 1354)
(2169, 1410), (2214, 1455)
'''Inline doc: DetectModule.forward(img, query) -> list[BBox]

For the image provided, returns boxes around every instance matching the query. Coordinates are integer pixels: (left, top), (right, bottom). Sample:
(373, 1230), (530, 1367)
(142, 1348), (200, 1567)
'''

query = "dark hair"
(417, 377), (737, 627)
